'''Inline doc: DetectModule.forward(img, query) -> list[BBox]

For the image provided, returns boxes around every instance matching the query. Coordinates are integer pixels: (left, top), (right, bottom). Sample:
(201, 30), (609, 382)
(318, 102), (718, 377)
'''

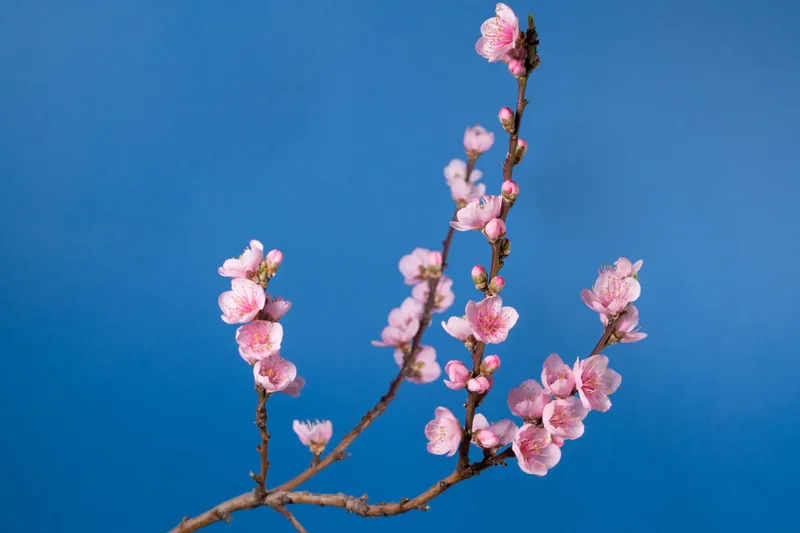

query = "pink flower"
(542, 397), (588, 440)
(467, 375), (493, 394)
(508, 58), (526, 77)
(581, 258), (642, 316)
(395, 346), (441, 385)
(552, 435), (564, 447)
(603, 304), (648, 343)
(507, 379), (551, 420)
(475, 3), (520, 63)
(219, 278), (266, 324)
(441, 316), (473, 341)
(444, 159), (483, 185)
(399, 248), (439, 285)
(253, 354), (297, 393)
(472, 414), (516, 449)
(465, 296), (519, 344)
(449, 178), (487, 205)
(293, 420), (332, 455)
(400, 297), (425, 319)
(484, 218), (506, 241)
(372, 300), (421, 348)
(262, 293), (291, 321)
(218, 239), (263, 278)
(512, 424), (561, 476)
(574, 355), (622, 412)
(480, 354), (501, 374)
(451, 195), (503, 231)
(235, 320), (283, 364)
(425, 407), (462, 456)
(541, 353), (575, 397)
(443, 360), (470, 390)
(412, 276), (455, 313)
(464, 125), (495, 156)
(280, 376), (305, 398)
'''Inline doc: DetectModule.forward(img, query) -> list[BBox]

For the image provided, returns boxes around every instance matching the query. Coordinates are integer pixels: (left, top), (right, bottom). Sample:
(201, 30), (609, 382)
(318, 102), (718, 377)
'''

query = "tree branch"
(270, 504), (309, 533)
(252, 388), (270, 493)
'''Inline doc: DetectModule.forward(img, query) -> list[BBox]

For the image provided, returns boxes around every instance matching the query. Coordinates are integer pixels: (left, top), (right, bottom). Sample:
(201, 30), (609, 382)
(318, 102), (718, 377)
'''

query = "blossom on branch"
(512, 424), (561, 476)
(603, 304), (647, 343)
(425, 407), (462, 456)
(372, 299), (422, 349)
(218, 239), (263, 278)
(465, 295), (519, 344)
(236, 320), (283, 364)
(293, 420), (332, 455)
(464, 125), (495, 157)
(219, 278), (266, 324)
(471, 414), (516, 449)
(394, 346), (441, 384)
(475, 3), (520, 62)
(581, 257), (642, 316)
(574, 355), (621, 412)
(542, 397), (588, 440)
(507, 379), (551, 420)
(541, 353), (575, 397)
(262, 293), (291, 321)
(412, 276), (455, 313)
(450, 195), (502, 232)
(253, 354), (297, 393)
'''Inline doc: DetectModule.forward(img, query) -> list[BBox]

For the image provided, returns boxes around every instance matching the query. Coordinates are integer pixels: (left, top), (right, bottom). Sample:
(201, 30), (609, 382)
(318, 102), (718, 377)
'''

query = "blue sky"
(1, 0), (798, 531)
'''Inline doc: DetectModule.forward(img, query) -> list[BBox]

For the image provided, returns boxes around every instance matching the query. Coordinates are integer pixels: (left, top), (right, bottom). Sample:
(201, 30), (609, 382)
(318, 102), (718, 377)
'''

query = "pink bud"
(514, 139), (528, 163)
(265, 249), (283, 277)
(266, 249), (283, 265)
(467, 375), (492, 394)
(498, 107), (515, 132)
(484, 218), (507, 241)
(480, 354), (501, 374)
(443, 360), (470, 390)
(471, 265), (487, 280)
(508, 58), (526, 77)
(427, 251), (443, 266)
(501, 180), (520, 200)
(488, 276), (505, 294)
(473, 428), (500, 449)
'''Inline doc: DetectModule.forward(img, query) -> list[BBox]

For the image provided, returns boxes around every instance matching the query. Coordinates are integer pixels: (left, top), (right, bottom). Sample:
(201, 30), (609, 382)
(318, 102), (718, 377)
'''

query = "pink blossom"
(262, 293), (291, 321)
(465, 296), (519, 344)
(603, 304), (647, 343)
(443, 360), (470, 390)
(399, 248), (439, 285)
(552, 435), (564, 447)
(444, 159), (483, 185)
(581, 258), (642, 316)
(471, 265), (487, 281)
(512, 424), (561, 476)
(253, 355), (297, 393)
(472, 414), (516, 449)
(451, 195), (503, 231)
(219, 278), (266, 324)
(425, 407), (462, 456)
(218, 239), (263, 278)
(264, 249), (283, 276)
(484, 218), (506, 241)
(464, 125), (495, 156)
(574, 355), (622, 412)
(412, 276), (455, 313)
(501, 180), (519, 199)
(293, 420), (332, 455)
(395, 346), (441, 385)
(372, 301), (421, 348)
(280, 376), (305, 398)
(467, 375), (493, 394)
(449, 179), (487, 205)
(541, 353), (575, 397)
(498, 107), (514, 130)
(441, 316), (473, 341)
(475, 3), (520, 63)
(542, 397), (588, 440)
(507, 379), (551, 420)
(480, 354), (501, 374)
(235, 320), (283, 364)
(400, 297), (425, 319)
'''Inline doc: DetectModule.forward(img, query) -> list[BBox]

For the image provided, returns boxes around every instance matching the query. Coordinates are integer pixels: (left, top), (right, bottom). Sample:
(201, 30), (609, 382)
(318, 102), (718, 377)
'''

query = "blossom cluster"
(427, 256), (645, 476)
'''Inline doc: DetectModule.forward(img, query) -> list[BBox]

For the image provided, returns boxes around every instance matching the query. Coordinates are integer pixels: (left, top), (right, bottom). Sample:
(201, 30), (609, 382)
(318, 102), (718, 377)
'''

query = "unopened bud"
(426, 250), (443, 277)
(514, 139), (528, 164)
(488, 276), (505, 294)
(480, 354), (501, 374)
(499, 238), (511, 258)
(471, 265), (488, 291)
(508, 58), (526, 78)
(265, 249), (283, 276)
(498, 107), (515, 133)
(501, 180), (519, 202)
(484, 218), (507, 241)
(467, 376), (492, 394)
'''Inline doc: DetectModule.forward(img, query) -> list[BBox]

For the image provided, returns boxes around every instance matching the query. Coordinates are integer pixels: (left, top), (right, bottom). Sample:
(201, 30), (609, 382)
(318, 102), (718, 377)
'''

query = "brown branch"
(271, 504), (310, 533)
(253, 388), (270, 493)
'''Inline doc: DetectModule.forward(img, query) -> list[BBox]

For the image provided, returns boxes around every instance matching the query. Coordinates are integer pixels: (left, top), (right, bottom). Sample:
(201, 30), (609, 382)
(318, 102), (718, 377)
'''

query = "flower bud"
(443, 360), (470, 390)
(508, 58), (526, 78)
(514, 139), (528, 164)
(498, 107), (515, 133)
(499, 238), (511, 258)
(265, 249), (283, 276)
(467, 376), (493, 394)
(426, 250), (443, 277)
(471, 265), (488, 291)
(484, 218), (507, 241)
(501, 180), (519, 201)
(488, 275), (505, 294)
(480, 354), (501, 374)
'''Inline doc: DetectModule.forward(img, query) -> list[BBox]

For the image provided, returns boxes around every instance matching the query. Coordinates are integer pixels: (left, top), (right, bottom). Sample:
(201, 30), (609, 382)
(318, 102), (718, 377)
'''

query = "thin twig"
(271, 504), (310, 533)
(253, 388), (270, 493)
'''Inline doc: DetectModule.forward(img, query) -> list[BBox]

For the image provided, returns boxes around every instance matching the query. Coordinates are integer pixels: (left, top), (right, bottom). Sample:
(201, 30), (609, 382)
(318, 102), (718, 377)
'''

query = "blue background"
(1, 1), (798, 531)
